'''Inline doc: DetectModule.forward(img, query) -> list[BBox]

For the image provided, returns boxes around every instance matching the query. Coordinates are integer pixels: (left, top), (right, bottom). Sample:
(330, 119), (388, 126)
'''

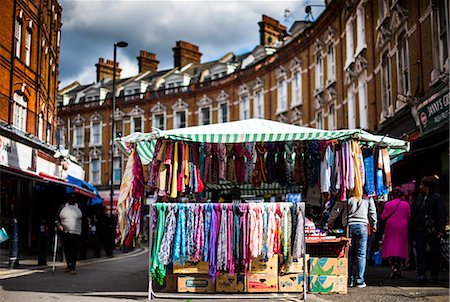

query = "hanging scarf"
(150, 203), (166, 286)
(244, 143), (255, 183)
(208, 204), (219, 283)
(265, 143), (277, 184)
(320, 144), (332, 193)
(227, 204), (235, 275)
(203, 204), (212, 262)
(194, 204), (205, 262)
(293, 142), (306, 187)
(199, 143), (206, 180)
(186, 204), (195, 262)
(352, 141), (363, 200)
(249, 203), (263, 258)
(273, 203), (282, 255)
(148, 139), (163, 188)
(266, 203), (276, 258)
(226, 144), (236, 182)
(252, 142), (267, 187)
(281, 203), (292, 261)
(217, 204), (228, 271)
(238, 203), (250, 272)
(276, 143), (287, 186)
(170, 142), (179, 198)
(292, 203), (305, 259)
(261, 204), (269, 258)
(362, 147), (375, 196)
(158, 204), (177, 265)
(233, 204), (240, 267)
(218, 143), (227, 181)
(173, 204), (186, 264)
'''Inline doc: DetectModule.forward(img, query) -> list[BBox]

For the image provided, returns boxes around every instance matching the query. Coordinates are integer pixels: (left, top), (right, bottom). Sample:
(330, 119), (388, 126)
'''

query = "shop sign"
(417, 89), (449, 133)
(0, 135), (34, 172)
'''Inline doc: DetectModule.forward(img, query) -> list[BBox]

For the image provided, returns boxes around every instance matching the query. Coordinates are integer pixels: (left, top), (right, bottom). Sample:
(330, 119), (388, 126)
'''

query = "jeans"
(349, 223), (368, 285)
(415, 230), (440, 279)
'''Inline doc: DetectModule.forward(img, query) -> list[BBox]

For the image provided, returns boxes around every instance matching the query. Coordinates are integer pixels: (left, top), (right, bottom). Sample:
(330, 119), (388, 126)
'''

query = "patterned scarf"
(292, 202), (305, 259)
(186, 204), (195, 262)
(217, 204), (228, 271)
(208, 204), (219, 283)
(227, 204), (235, 275)
(203, 204), (212, 262)
(194, 204), (205, 262)
(173, 203), (186, 264)
(158, 204), (177, 265)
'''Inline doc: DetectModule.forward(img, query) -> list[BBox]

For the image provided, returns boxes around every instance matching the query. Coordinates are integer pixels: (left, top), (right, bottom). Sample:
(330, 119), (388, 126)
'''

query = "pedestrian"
(412, 175), (445, 284)
(99, 206), (115, 258)
(328, 196), (377, 288)
(381, 188), (411, 279)
(56, 193), (83, 275)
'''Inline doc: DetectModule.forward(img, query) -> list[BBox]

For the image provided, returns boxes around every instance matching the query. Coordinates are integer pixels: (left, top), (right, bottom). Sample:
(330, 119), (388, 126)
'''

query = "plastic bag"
(0, 227), (9, 243)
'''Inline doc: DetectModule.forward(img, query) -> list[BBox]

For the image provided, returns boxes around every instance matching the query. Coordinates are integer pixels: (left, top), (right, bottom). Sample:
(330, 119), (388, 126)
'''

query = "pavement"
(0, 247), (448, 301)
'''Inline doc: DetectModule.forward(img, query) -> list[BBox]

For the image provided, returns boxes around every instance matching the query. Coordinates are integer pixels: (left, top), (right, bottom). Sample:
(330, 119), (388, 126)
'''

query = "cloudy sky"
(58, 0), (325, 89)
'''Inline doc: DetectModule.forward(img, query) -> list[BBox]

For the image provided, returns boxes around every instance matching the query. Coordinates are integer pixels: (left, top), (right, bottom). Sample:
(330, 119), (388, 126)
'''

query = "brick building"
(57, 0), (449, 205)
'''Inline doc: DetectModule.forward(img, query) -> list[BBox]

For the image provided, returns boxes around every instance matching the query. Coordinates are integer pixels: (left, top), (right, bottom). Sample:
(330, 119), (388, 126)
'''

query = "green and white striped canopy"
(116, 118), (410, 165)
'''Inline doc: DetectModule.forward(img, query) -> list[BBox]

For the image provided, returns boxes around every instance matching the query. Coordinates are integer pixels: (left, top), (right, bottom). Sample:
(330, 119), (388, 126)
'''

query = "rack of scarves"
(150, 202), (306, 286)
(148, 138), (393, 200)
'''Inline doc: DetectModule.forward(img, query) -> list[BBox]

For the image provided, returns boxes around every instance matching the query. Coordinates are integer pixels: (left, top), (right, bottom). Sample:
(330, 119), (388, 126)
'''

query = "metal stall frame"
(148, 201), (308, 301)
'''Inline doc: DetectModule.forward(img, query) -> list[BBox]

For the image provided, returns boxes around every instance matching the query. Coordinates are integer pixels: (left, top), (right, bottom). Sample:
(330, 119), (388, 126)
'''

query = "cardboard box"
(309, 257), (348, 276)
(161, 274), (177, 292)
(247, 273), (278, 292)
(309, 275), (347, 294)
(250, 255), (278, 273)
(173, 261), (209, 274)
(216, 273), (246, 293)
(177, 275), (215, 293)
(278, 273), (305, 292)
(281, 255), (310, 274)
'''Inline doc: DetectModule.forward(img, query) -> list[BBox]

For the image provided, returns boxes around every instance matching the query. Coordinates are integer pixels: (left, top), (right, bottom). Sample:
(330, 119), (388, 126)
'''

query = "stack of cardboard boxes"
(308, 257), (348, 294)
(247, 255), (279, 292)
(174, 262), (215, 293)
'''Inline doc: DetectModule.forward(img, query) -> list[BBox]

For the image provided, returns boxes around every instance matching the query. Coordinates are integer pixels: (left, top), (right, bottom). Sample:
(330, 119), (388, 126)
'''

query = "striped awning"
(116, 118), (410, 165)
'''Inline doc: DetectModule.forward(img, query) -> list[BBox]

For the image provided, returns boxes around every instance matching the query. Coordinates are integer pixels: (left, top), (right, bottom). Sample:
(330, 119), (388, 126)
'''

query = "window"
(438, 0), (448, 71)
(381, 51), (392, 116)
(91, 122), (101, 145)
(254, 90), (265, 118)
(328, 104), (336, 130)
(345, 20), (354, 66)
(175, 111), (187, 128)
(74, 124), (84, 146)
(15, 18), (22, 58)
(356, 6), (366, 53)
(291, 72), (302, 106)
(56, 127), (65, 148)
(200, 107), (211, 125)
(219, 103), (228, 123)
(347, 91), (356, 129)
(316, 111), (323, 129)
(397, 32), (409, 95)
(113, 157), (122, 184)
(277, 79), (287, 112)
(327, 45), (336, 82)
(379, 0), (388, 20)
(315, 55), (324, 91)
(38, 113), (44, 140)
(46, 124), (51, 144)
(25, 29), (31, 66)
(90, 158), (100, 185)
(358, 80), (368, 129)
(153, 113), (165, 130)
(240, 94), (250, 120)
(13, 92), (27, 132)
(132, 117), (142, 132)
(114, 120), (123, 138)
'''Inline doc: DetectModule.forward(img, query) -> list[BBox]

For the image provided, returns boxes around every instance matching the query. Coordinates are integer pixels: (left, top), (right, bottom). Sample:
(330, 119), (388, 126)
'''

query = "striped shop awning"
(116, 118), (410, 165)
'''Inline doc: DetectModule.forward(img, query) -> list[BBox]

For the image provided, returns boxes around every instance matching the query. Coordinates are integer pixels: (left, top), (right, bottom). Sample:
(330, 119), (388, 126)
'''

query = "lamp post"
(110, 41), (128, 219)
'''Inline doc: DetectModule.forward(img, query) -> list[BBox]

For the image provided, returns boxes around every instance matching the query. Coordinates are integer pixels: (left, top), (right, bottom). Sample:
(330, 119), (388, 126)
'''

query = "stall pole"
(302, 202), (307, 301)
(148, 202), (154, 301)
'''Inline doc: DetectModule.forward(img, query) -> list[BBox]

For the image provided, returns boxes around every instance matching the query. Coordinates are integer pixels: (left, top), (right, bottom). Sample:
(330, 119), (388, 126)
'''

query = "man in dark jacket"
(412, 175), (445, 284)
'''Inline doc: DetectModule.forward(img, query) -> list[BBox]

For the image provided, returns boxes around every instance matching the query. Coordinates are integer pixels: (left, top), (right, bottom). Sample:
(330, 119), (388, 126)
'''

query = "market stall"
(116, 118), (410, 300)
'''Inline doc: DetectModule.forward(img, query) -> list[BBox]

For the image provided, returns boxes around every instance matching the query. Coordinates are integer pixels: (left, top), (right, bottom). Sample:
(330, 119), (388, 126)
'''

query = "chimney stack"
(95, 58), (121, 82)
(258, 15), (287, 47)
(172, 41), (202, 69)
(137, 50), (159, 73)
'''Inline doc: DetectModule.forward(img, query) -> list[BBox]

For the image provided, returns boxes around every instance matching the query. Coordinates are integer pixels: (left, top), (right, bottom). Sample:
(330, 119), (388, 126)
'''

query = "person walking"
(57, 193), (83, 275)
(412, 175), (445, 284)
(328, 196), (377, 288)
(381, 188), (411, 279)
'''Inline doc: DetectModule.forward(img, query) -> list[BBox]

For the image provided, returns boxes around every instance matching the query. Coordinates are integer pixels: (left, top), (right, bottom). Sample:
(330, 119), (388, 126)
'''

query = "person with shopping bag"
(381, 188), (411, 279)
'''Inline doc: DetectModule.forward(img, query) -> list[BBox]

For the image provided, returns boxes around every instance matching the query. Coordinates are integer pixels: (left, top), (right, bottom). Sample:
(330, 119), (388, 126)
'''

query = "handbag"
(424, 215), (438, 237)
(0, 227), (9, 244)
(380, 200), (401, 234)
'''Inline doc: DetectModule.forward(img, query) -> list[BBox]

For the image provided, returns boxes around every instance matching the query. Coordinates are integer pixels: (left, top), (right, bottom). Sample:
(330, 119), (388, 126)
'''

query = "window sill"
(290, 102), (303, 110)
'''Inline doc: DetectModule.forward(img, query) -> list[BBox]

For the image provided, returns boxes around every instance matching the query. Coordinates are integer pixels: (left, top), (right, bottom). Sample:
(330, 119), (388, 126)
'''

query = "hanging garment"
(232, 204), (240, 268)
(164, 142), (174, 195)
(334, 144), (341, 191)
(238, 203), (250, 272)
(184, 143), (190, 190)
(208, 204), (219, 283)
(170, 142), (179, 198)
(199, 143), (206, 181)
(193, 145), (205, 192)
(173, 204), (186, 264)
(320, 145), (332, 193)
(293, 142), (306, 187)
(218, 143), (227, 181)
(281, 203), (292, 261)
(362, 147), (375, 196)
(186, 204), (195, 262)
(339, 142), (347, 201)
(177, 142), (185, 193)
(276, 143), (287, 186)
(226, 144), (236, 182)
(203, 143), (212, 183)
(234, 143), (251, 184)
(352, 141), (364, 200)
(266, 203), (276, 258)
(227, 204), (235, 275)
(376, 148), (390, 196)
(252, 142), (267, 187)
(261, 204), (269, 258)
(285, 142), (295, 185)
(211, 144), (220, 184)
(346, 141), (355, 191)
(193, 204), (205, 262)
(249, 203), (263, 258)
(150, 203), (166, 285)
(273, 203), (283, 255)
(292, 203), (305, 259)
(157, 141), (169, 196)
(382, 147), (392, 190)
(149, 139), (163, 188)
(244, 143), (255, 183)
(203, 204), (212, 262)
(309, 141), (320, 187)
(265, 143), (278, 184)
(158, 204), (178, 265)
(217, 204), (228, 271)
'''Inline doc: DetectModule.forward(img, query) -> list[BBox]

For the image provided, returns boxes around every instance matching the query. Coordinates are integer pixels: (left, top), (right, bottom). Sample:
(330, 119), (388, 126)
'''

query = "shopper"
(381, 188), (411, 279)
(57, 193), (83, 275)
(412, 175), (445, 284)
(328, 197), (377, 288)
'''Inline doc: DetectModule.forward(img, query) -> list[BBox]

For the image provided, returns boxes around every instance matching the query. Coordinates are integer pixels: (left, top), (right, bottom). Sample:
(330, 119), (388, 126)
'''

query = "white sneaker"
(356, 283), (366, 288)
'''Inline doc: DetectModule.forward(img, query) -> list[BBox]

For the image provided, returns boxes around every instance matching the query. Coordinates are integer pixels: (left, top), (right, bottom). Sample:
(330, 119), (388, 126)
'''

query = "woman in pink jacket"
(381, 188), (411, 279)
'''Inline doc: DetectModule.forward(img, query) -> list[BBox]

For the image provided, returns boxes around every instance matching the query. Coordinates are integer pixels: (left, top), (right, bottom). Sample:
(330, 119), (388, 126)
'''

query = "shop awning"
(38, 173), (97, 199)
(117, 118), (410, 165)
(66, 175), (102, 205)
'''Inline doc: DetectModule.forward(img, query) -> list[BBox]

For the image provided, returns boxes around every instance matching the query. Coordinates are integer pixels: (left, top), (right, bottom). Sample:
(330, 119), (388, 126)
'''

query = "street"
(0, 247), (448, 302)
